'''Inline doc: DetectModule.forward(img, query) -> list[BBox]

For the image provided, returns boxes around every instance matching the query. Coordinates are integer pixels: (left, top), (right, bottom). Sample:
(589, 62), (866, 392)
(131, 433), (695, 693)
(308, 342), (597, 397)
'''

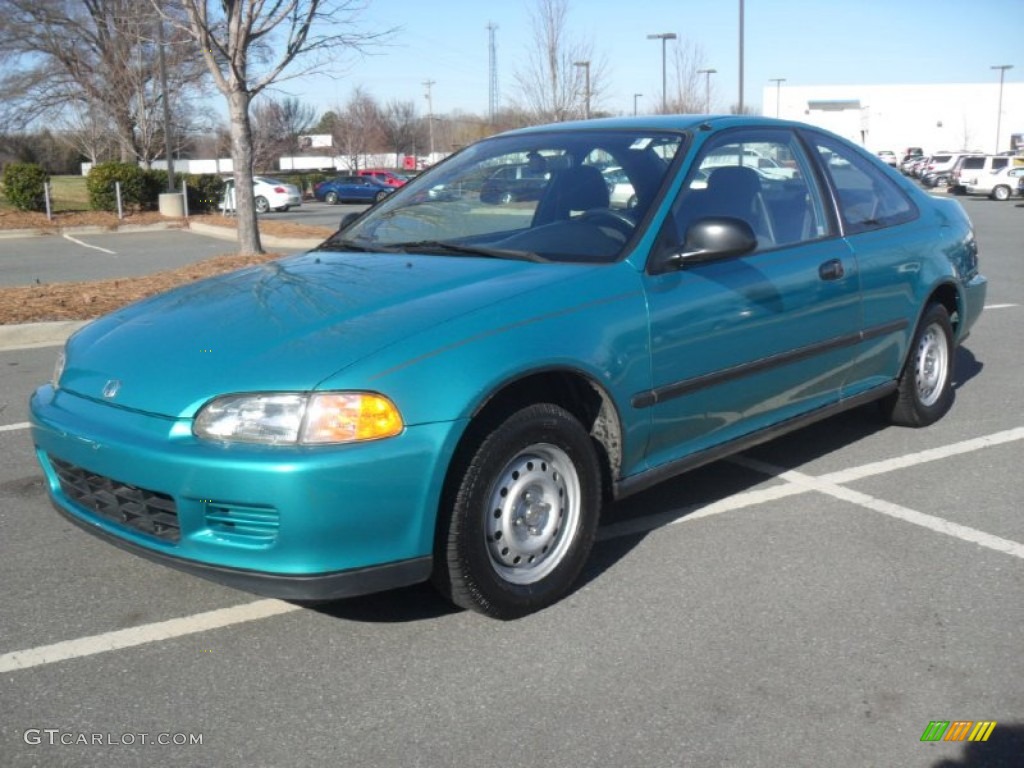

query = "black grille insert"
(50, 456), (180, 542)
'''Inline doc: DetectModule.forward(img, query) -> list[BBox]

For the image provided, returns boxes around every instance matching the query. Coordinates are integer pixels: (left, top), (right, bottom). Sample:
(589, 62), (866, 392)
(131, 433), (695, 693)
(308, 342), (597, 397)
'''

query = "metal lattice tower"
(487, 22), (499, 122)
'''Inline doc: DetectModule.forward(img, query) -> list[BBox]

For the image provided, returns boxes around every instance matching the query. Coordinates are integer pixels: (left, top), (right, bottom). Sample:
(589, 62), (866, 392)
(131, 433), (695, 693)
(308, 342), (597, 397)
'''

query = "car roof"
(497, 114), (776, 137)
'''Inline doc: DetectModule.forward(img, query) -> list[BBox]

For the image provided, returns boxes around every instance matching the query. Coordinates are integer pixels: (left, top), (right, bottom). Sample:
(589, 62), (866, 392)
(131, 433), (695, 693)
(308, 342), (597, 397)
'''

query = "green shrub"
(141, 169), (170, 209)
(183, 174), (225, 212)
(1, 162), (49, 211)
(86, 162), (146, 211)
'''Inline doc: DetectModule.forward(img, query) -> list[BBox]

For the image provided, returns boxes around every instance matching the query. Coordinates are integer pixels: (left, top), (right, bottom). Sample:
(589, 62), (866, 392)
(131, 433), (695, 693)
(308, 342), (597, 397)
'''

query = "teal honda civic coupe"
(31, 116), (987, 619)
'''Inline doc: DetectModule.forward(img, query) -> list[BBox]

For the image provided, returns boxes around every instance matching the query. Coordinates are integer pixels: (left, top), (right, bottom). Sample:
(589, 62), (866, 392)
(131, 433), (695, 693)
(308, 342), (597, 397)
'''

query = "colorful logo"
(920, 721), (997, 742)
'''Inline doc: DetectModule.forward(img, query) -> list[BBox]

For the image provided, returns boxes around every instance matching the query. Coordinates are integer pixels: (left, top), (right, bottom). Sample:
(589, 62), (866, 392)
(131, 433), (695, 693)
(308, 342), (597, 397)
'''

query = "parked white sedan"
(221, 176), (303, 213)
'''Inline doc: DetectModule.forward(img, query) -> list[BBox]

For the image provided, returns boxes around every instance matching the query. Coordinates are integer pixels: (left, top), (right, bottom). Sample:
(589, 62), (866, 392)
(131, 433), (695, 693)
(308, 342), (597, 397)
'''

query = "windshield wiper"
(391, 240), (547, 262)
(316, 239), (395, 253)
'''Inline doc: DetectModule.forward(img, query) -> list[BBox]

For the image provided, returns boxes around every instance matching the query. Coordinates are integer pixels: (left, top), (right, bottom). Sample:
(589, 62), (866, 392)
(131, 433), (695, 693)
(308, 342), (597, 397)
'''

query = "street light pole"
(574, 60), (591, 119)
(647, 32), (677, 112)
(769, 77), (786, 118)
(738, 0), (745, 113)
(633, 93), (643, 116)
(697, 68), (717, 113)
(991, 64), (1013, 154)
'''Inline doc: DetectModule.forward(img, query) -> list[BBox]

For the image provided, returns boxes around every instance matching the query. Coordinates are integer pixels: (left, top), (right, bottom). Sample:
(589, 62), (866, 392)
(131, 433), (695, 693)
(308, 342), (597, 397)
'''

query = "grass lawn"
(0, 174), (90, 213)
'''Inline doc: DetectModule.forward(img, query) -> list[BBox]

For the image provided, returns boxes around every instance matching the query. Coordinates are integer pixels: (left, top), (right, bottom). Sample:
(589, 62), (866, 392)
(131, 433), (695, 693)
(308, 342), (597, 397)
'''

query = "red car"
(357, 169), (407, 188)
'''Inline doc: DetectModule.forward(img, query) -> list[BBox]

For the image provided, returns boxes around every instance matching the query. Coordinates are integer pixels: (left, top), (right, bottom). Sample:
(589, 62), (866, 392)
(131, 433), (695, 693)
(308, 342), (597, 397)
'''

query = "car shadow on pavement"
(313, 397), (910, 623)
(952, 345), (983, 391)
(931, 722), (1024, 768)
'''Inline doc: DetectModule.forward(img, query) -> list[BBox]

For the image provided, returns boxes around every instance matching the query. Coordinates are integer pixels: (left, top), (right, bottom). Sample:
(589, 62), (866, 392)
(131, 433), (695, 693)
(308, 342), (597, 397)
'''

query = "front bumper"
(31, 386), (462, 599)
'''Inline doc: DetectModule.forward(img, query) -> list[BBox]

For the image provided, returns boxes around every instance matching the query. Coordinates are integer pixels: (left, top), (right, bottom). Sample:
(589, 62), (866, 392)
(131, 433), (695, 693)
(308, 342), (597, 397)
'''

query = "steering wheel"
(578, 208), (636, 237)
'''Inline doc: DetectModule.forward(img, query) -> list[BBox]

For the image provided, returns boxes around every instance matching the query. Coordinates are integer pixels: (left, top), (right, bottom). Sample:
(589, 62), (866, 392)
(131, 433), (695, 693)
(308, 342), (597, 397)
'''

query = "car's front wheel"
(883, 303), (955, 427)
(434, 404), (601, 619)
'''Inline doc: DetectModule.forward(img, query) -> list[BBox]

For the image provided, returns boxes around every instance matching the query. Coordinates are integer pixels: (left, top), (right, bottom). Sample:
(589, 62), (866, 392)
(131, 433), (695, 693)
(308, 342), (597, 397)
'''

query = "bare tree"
(330, 87), (384, 170)
(251, 96), (318, 171)
(514, 0), (606, 122)
(0, 1), (207, 164)
(667, 40), (711, 114)
(170, 0), (392, 254)
(380, 100), (425, 167)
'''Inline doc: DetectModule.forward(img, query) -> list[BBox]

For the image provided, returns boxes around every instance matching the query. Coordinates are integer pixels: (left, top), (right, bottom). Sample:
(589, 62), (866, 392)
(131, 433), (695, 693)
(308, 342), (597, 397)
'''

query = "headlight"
(52, 350), (66, 389)
(193, 392), (403, 445)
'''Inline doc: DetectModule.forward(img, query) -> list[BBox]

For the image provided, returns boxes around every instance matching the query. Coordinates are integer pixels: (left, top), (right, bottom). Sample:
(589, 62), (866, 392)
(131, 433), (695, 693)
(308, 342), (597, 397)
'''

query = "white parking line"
(3, 426), (1022, 672)
(62, 233), (116, 254)
(0, 422), (30, 433)
(732, 455), (1024, 560)
(0, 599), (300, 673)
(984, 303), (1017, 309)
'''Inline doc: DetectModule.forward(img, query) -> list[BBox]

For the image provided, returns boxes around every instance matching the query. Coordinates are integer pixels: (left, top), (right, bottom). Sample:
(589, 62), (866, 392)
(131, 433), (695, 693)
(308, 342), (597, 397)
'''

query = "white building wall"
(763, 83), (1024, 156)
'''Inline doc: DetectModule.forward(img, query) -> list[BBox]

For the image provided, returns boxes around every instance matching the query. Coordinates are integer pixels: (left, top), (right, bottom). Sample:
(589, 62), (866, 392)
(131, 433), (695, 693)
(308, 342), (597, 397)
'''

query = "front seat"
(533, 165), (610, 226)
(698, 165), (776, 246)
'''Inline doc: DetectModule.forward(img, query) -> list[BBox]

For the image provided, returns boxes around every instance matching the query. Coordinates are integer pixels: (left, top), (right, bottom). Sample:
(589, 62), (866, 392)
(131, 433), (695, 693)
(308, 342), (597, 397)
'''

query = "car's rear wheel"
(991, 185), (1011, 202)
(374, 190), (388, 202)
(325, 191), (339, 205)
(883, 303), (954, 427)
(434, 403), (601, 619)
(500, 191), (514, 204)
(254, 196), (270, 213)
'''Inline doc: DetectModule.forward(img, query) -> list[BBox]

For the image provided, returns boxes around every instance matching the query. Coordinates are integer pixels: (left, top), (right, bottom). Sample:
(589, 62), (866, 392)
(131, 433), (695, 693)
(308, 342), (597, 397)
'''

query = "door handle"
(818, 259), (845, 281)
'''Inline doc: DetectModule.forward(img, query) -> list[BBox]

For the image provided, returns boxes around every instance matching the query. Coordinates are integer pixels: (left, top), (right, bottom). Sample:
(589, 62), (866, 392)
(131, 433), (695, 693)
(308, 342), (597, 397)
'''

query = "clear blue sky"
(282, 0), (1022, 117)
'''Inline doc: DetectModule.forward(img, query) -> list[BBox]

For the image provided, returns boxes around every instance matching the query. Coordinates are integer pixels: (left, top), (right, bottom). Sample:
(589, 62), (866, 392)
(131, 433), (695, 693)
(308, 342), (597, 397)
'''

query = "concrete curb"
(0, 222), (188, 240)
(186, 220), (324, 250)
(0, 320), (89, 352)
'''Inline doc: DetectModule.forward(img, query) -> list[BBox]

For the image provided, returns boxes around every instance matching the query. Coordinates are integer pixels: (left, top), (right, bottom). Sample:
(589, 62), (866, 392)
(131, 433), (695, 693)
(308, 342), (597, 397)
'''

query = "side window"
(669, 128), (830, 251)
(808, 132), (917, 235)
(991, 157), (1009, 171)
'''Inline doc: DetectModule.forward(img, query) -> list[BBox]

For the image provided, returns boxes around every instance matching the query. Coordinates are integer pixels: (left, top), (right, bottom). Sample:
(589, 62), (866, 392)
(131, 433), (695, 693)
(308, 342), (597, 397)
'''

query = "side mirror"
(339, 212), (360, 231)
(669, 216), (757, 268)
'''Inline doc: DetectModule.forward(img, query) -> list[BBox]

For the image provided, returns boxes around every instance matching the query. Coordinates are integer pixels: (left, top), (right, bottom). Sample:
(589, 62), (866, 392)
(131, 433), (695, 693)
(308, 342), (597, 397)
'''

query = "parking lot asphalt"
(0, 194), (1021, 767)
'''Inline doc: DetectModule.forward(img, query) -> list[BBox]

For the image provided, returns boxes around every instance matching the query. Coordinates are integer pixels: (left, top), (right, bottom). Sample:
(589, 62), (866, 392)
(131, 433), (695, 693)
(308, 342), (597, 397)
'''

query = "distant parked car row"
(895, 149), (1024, 200)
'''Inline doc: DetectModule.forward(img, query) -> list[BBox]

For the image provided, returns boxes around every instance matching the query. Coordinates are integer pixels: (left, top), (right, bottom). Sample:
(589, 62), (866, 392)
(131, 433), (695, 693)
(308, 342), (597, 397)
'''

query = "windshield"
(324, 129), (684, 264)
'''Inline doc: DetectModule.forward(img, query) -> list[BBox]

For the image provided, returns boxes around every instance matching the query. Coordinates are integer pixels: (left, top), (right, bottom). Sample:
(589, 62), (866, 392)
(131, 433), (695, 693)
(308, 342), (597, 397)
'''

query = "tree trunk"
(227, 89), (263, 254)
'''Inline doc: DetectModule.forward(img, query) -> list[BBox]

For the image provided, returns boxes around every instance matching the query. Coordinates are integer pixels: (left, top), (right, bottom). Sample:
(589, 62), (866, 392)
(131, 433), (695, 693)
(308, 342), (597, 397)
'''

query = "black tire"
(991, 185), (1010, 202)
(254, 196), (270, 213)
(375, 190), (388, 202)
(325, 191), (339, 205)
(883, 304), (955, 427)
(500, 191), (514, 204)
(433, 403), (601, 619)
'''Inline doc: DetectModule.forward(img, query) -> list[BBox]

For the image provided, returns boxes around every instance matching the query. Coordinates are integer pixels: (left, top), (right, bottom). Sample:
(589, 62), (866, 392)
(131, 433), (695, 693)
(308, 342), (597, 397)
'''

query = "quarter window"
(807, 132), (918, 235)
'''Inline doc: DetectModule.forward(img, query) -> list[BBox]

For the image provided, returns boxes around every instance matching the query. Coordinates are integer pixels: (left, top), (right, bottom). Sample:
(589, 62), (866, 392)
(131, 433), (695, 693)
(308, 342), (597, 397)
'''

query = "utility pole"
(574, 60), (591, 119)
(991, 64), (1013, 153)
(633, 93), (643, 116)
(487, 22), (499, 123)
(155, 11), (174, 191)
(698, 68), (717, 113)
(647, 33), (677, 113)
(423, 79), (436, 159)
(738, 0), (745, 113)
(769, 77), (786, 118)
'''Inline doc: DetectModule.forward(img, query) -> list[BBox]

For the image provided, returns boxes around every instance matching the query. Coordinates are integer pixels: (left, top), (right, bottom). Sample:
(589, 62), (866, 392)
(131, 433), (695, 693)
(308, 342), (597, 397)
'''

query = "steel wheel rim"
(485, 443), (581, 585)
(915, 322), (948, 407)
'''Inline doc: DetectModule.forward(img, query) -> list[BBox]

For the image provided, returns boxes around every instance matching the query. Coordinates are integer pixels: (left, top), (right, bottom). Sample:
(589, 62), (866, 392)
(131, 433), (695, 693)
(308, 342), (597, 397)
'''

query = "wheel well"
(453, 370), (622, 500)
(928, 282), (961, 333)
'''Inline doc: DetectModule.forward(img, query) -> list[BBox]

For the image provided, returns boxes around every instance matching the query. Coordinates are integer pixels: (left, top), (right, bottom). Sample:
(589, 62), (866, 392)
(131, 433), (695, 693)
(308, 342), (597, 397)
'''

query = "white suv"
(963, 164), (1024, 200)
(950, 155), (1020, 198)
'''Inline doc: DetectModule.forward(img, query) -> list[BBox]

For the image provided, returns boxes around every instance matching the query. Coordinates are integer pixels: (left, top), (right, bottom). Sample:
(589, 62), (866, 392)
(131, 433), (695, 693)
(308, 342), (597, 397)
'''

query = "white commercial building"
(763, 82), (1024, 157)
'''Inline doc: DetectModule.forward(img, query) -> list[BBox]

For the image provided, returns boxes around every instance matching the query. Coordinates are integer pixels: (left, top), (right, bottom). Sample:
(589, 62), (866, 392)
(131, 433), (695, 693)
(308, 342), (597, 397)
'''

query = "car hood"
(60, 251), (578, 418)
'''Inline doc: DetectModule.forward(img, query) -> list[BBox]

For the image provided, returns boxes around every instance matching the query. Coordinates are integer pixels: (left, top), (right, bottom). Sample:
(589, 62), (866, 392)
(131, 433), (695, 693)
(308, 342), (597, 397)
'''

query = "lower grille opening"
(49, 456), (180, 542)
